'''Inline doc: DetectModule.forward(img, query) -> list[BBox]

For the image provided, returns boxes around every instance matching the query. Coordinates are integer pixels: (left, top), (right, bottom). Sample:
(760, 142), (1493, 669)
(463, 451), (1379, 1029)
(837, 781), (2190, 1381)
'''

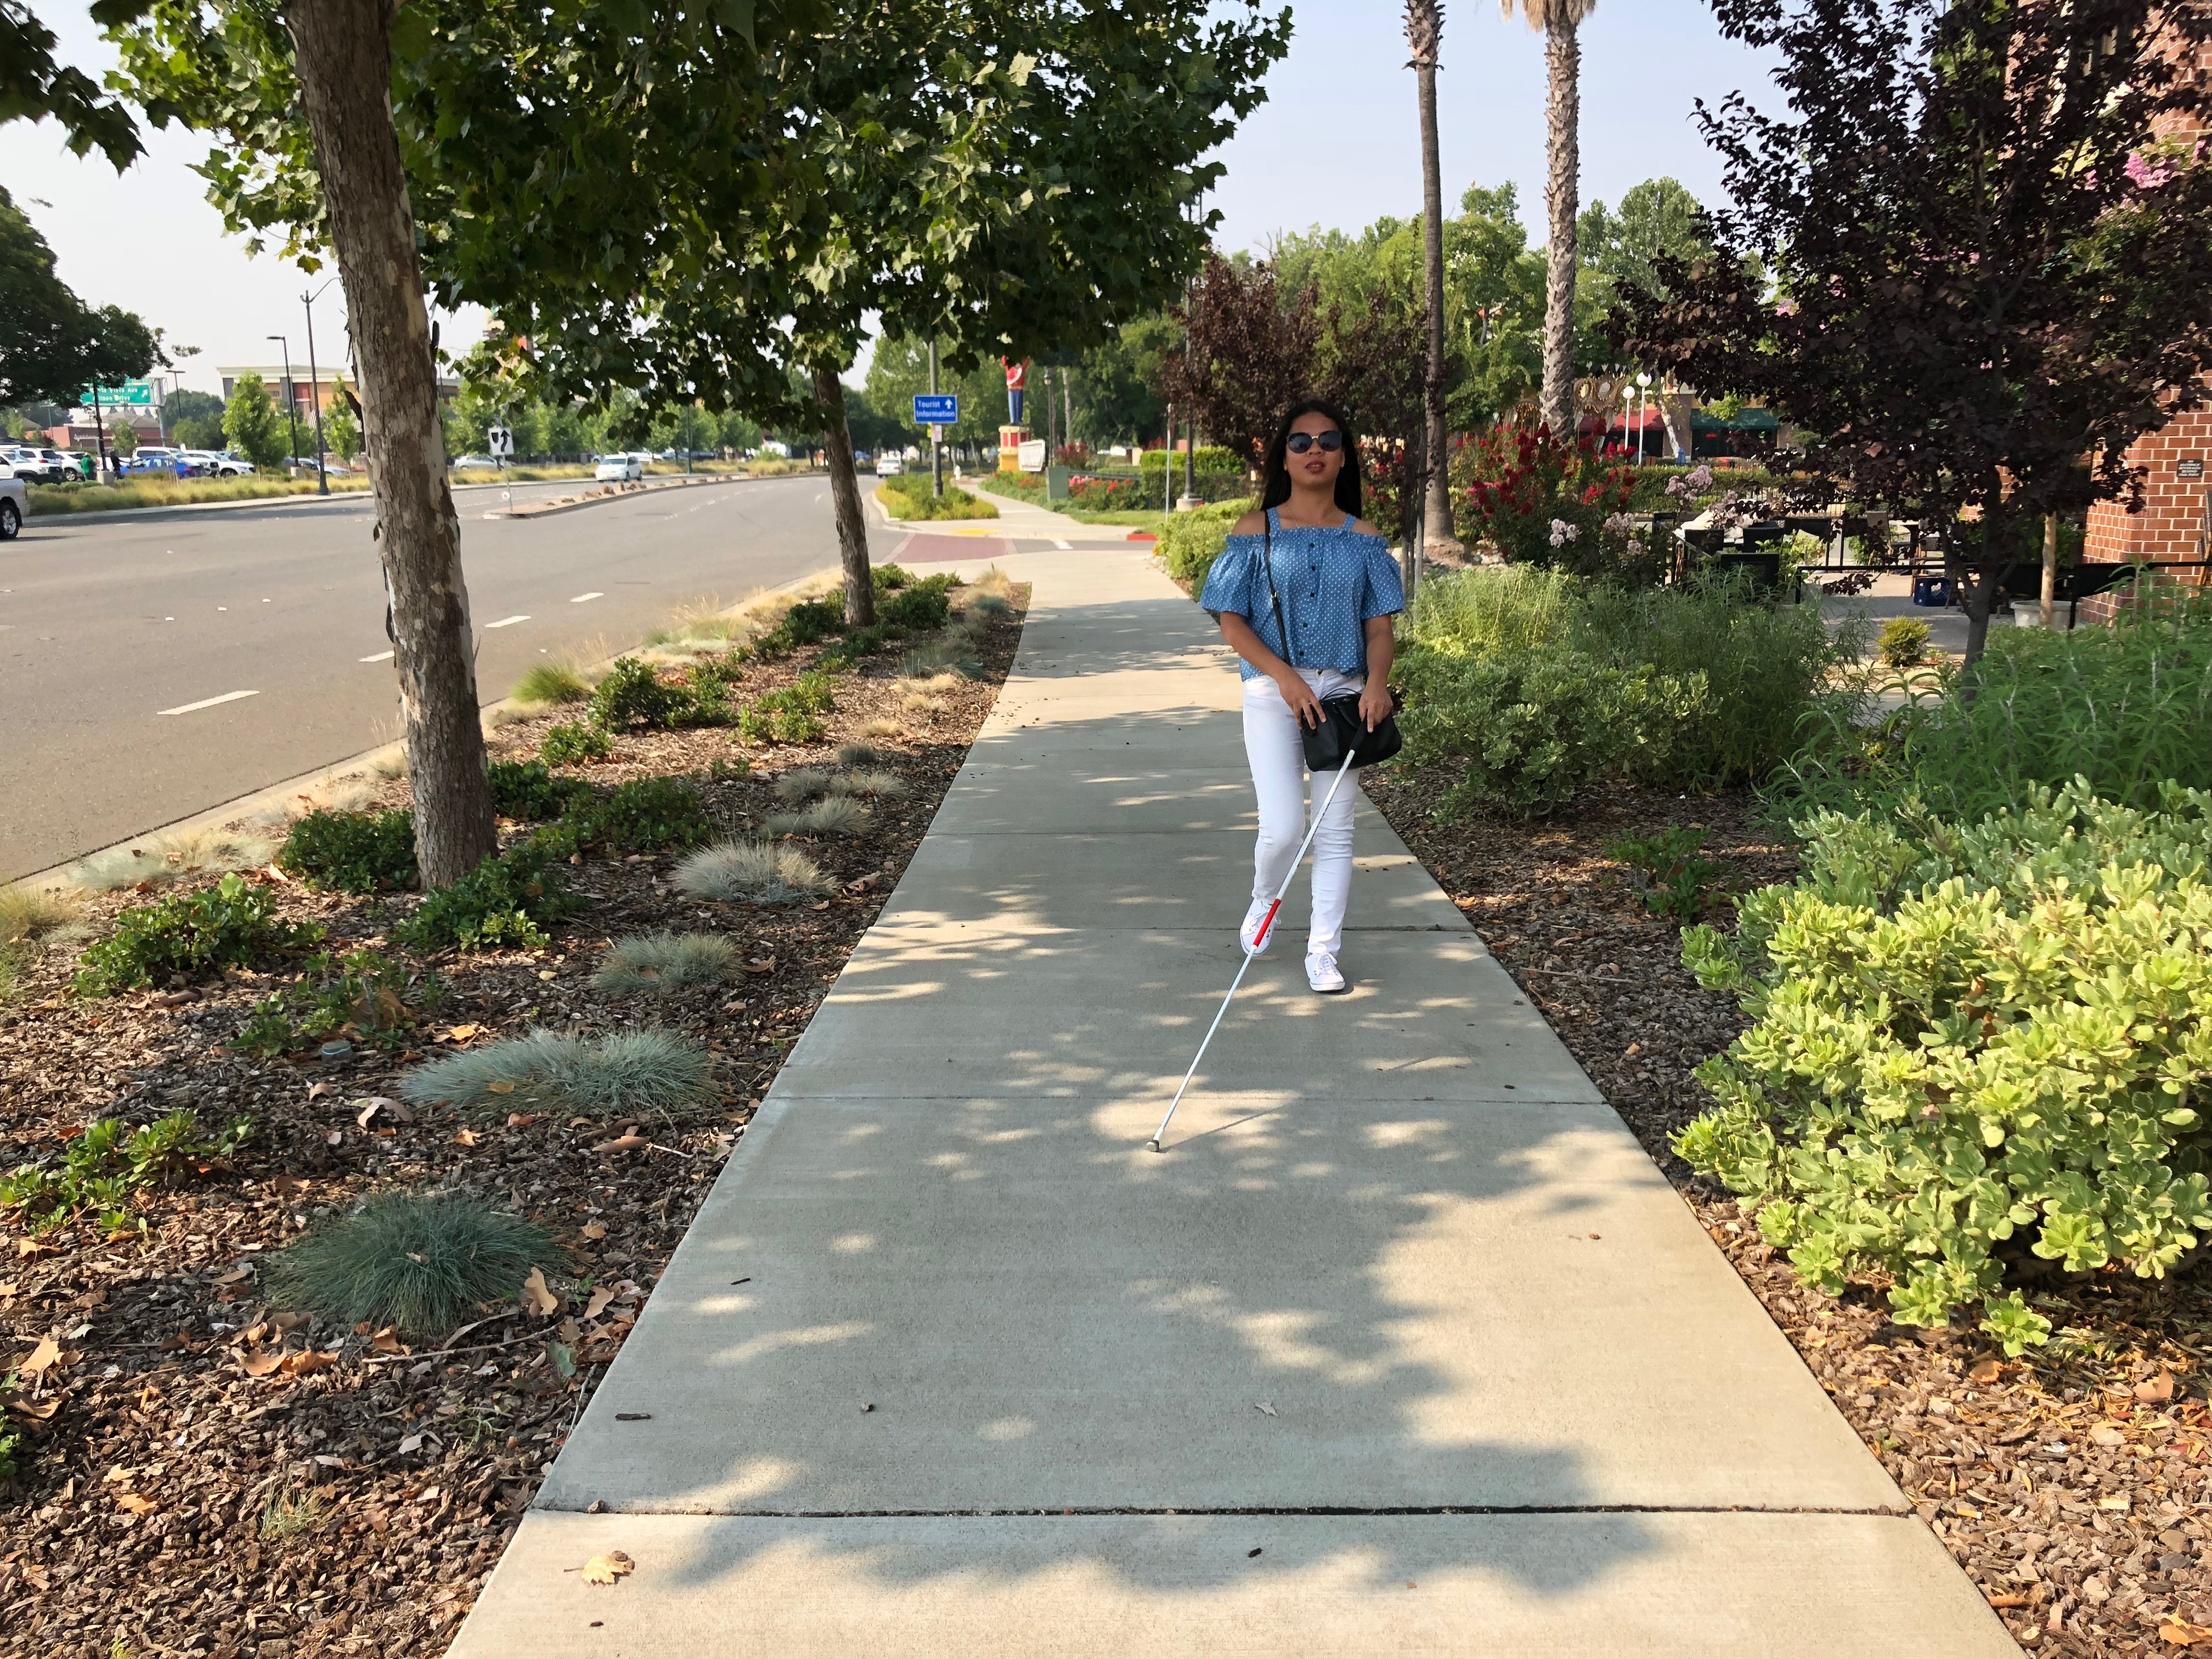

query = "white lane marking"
(360, 650), (394, 663)
(1053, 539), (1072, 550)
(485, 614), (531, 629)
(160, 689), (259, 716)
(570, 591), (603, 603)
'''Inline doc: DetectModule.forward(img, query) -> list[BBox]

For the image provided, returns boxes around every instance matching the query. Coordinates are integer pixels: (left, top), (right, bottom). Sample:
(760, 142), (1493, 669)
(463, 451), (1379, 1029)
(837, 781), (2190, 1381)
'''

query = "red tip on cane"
(1252, 900), (1282, 951)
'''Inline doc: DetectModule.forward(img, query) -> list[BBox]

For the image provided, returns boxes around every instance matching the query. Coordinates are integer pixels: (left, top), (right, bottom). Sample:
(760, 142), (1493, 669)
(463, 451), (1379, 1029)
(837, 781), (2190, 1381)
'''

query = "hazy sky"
(0, 2), (1775, 401)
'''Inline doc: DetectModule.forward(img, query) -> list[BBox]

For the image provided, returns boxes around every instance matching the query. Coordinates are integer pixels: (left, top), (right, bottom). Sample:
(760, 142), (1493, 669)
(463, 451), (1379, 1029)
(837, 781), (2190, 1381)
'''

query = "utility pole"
(303, 281), (336, 494)
(268, 334), (302, 471)
(91, 383), (110, 478)
(928, 339), (944, 498)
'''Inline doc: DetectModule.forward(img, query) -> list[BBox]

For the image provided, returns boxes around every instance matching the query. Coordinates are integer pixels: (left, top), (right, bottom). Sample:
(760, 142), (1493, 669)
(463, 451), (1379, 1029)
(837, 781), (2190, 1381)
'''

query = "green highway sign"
(88, 380), (156, 407)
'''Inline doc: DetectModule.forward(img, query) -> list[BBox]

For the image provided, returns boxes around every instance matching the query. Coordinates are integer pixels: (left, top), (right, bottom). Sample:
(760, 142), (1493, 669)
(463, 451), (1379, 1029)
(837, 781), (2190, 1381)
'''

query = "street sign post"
(88, 380), (155, 408)
(487, 425), (514, 458)
(912, 393), (958, 426)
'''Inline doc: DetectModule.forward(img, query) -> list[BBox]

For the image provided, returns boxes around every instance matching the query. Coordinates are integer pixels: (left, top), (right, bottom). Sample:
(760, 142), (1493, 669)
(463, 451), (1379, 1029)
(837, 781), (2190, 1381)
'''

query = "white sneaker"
(1241, 899), (1278, 956)
(1306, 951), (1348, 994)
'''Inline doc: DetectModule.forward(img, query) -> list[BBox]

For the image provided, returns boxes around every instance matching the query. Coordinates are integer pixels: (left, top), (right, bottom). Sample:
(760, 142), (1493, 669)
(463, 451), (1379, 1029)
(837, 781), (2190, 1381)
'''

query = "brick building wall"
(2084, 406), (2212, 564)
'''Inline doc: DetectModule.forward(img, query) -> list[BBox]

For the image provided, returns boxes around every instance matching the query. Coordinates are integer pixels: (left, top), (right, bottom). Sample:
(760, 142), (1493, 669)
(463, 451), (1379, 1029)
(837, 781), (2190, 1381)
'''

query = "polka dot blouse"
(1199, 507), (1406, 681)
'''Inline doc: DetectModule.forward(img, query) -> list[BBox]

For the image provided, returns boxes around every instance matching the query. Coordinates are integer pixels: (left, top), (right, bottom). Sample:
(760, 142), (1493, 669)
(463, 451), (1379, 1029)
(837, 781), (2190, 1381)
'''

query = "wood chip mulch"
(0, 583), (1028, 1659)
(1362, 767), (2212, 1657)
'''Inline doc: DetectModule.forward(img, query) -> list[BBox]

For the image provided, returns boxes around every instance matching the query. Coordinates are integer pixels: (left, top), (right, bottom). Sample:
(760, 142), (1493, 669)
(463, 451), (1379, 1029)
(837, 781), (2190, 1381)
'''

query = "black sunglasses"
(1284, 430), (1344, 454)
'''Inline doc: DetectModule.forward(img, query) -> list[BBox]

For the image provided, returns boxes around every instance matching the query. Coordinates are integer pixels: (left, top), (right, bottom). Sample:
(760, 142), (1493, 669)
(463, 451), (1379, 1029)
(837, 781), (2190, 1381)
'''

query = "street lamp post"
(1635, 371), (1652, 467)
(267, 335), (302, 473)
(302, 281), (337, 494)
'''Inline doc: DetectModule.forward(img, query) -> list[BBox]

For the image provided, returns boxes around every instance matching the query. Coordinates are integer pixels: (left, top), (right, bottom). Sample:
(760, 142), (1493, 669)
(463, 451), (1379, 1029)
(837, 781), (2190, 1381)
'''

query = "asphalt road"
(0, 472), (915, 881)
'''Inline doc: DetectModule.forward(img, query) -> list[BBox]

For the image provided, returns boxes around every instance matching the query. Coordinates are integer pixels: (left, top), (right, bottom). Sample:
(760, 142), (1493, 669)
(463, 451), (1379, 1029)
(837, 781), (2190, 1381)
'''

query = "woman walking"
(1199, 399), (1404, 994)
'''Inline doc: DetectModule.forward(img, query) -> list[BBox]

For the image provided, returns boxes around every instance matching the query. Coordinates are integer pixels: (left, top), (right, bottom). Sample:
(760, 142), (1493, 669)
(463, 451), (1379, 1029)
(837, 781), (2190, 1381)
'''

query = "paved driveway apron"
(450, 547), (2018, 1657)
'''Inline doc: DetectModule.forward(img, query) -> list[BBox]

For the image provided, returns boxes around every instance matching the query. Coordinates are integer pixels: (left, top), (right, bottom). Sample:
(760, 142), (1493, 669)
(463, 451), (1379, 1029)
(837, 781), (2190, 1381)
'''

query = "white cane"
(1145, 741), (1363, 1154)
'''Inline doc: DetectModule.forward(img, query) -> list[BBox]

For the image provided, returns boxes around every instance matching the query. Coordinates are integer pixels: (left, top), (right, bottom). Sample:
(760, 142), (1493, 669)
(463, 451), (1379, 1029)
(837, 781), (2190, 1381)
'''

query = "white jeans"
(1242, 668), (1362, 957)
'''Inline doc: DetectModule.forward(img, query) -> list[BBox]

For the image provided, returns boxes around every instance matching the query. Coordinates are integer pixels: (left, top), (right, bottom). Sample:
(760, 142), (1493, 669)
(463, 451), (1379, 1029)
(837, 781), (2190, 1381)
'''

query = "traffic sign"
(89, 380), (155, 407)
(912, 393), (958, 425)
(487, 425), (514, 458)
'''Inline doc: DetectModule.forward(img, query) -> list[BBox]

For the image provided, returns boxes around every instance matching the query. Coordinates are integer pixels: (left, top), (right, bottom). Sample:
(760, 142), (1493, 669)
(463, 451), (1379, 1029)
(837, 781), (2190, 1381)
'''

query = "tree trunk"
(2040, 512), (2058, 630)
(812, 365), (877, 628)
(1539, 18), (1582, 438)
(1415, 52), (1459, 553)
(289, 0), (494, 888)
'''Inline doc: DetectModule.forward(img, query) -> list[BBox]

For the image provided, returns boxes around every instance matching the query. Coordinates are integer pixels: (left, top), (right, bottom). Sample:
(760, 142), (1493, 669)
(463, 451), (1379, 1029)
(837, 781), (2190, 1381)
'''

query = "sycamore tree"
(115, 0), (831, 884)
(1619, 0), (2212, 667)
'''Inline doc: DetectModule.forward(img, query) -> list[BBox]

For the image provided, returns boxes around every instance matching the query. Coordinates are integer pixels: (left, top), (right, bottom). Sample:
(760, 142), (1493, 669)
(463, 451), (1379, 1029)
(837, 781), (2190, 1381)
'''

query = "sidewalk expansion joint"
(537, 1502), (1916, 1521)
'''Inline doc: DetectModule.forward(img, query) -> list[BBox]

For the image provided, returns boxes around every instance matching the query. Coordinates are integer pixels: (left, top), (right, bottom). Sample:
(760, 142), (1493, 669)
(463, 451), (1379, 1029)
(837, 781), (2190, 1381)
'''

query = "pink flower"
(2126, 151), (2175, 190)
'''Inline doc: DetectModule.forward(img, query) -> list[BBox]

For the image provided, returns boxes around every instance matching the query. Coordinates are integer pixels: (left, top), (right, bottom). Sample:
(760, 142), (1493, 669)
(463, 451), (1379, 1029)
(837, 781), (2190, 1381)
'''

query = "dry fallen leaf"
(581, 1222), (608, 1240)
(1968, 1359), (2001, 1385)
(2138, 1371), (2177, 1404)
(508, 1113), (540, 1128)
(443, 1024), (482, 1042)
(1253, 1401), (1277, 1417)
(239, 1346), (284, 1378)
(486, 1080), (517, 1095)
(591, 1135), (650, 1154)
(521, 1266), (561, 1317)
(279, 1350), (341, 1378)
(2162, 1616), (2212, 1645)
(454, 1128), (481, 1147)
(19, 1334), (61, 1375)
(371, 1327), (404, 1356)
(307, 1080), (338, 1101)
(8, 1395), (59, 1421)
(116, 1493), (156, 1516)
(584, 1286), (618, 1321)
(580, 1550), (635, 1585)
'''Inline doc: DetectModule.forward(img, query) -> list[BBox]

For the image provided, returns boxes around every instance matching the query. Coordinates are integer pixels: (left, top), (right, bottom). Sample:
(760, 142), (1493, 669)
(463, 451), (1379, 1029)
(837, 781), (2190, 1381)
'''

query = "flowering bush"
(1068, 473), (1155, 511)
(1677, 781), (2212, 1353)
(1454, 424), (1661, 582)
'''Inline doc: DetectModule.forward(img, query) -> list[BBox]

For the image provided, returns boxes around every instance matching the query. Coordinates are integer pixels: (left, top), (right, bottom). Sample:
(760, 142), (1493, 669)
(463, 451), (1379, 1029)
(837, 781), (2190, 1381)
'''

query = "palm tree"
(1405, 0), (1458, 553)
(1502, 0), (1597, 436)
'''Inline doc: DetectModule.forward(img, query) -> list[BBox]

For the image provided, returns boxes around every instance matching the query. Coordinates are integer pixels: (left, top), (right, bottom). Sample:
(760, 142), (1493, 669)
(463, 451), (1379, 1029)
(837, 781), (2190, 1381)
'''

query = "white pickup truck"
(0, 475), (25, 539)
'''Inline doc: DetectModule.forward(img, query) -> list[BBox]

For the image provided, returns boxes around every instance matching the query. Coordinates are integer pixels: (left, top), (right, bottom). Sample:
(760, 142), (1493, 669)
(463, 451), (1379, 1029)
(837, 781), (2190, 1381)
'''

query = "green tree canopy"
(0, 184), (160, 407)
(221, 371), (286, 468)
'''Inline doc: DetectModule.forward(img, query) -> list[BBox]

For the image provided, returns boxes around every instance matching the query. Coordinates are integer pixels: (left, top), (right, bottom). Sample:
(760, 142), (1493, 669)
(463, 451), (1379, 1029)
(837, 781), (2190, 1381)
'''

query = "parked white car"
(0, 475), (27, 538)
(594, 453), (644, 483)
(178, 449), (255, 477)
(0, 447), (61, 483)
(876, 453), (905, 475)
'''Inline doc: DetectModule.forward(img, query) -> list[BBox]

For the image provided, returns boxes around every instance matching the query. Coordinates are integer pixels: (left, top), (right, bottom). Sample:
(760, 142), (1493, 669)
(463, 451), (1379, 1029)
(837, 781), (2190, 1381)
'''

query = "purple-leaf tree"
(1616, 0), (2212, 665)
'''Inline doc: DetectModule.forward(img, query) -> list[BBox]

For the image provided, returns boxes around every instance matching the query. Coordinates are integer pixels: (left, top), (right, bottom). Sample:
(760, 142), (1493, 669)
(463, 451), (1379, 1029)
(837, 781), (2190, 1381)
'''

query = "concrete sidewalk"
(449, 549), (2018, 1657)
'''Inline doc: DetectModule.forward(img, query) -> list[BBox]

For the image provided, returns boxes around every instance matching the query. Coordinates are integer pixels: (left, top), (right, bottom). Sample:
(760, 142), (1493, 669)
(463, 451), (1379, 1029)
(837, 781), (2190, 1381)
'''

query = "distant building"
(215, 364), (461, 418)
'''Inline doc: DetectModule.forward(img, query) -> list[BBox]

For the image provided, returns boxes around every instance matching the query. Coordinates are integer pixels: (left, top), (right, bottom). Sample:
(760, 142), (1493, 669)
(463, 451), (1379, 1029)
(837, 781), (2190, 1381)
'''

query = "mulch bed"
(0, 582), (1027, 1659)
(1362, 768), (2212, 1657)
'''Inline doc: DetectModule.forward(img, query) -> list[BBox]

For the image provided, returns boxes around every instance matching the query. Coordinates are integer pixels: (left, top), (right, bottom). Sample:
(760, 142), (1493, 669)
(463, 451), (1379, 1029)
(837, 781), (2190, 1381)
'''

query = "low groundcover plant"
(1675, 778), (2212, 1353)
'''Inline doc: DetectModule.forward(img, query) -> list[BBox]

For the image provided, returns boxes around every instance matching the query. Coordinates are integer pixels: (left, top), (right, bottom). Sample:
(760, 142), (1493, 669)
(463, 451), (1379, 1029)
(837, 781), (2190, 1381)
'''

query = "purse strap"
(1262, 509), (1295, 668)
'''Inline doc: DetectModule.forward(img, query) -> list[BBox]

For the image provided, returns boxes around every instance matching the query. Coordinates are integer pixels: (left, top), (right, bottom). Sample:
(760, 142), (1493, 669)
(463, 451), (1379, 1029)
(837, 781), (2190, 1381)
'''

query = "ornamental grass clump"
(264, 1190), (552, 1336)
(1780, 593), (2212, 823)
(1675, 779), (2212, 1355)
(765, 795), (866, 837)
(673, 839), (835, 905)
(594, 932), (740, 995)
(1397, 566), (1855, 815)
(399, 1028), (717, 1115)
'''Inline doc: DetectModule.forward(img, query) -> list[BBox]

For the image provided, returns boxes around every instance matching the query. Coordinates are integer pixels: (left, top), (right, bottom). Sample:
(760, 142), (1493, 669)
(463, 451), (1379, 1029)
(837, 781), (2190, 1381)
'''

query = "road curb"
(478, 472), (763, 521)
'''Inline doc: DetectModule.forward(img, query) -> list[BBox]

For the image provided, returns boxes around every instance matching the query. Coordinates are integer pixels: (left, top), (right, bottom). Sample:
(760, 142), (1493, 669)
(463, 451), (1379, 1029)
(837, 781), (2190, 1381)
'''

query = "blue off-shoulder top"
(1199, 507), (1406, 681)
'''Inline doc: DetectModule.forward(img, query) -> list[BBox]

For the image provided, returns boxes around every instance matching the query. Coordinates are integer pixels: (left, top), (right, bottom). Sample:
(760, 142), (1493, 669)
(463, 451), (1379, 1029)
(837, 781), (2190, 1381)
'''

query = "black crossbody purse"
(1262, 512), (1403, 771)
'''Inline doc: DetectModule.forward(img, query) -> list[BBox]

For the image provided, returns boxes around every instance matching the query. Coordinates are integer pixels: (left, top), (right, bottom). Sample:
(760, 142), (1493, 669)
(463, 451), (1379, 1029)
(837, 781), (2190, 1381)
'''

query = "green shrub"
(874, 478), (998, 521)
(76, 874), (322, 995)
(488, 759), (592, 821)
(1398, 566), (1858, 815)
(752, 596), (845, 657)
(594, 932), (740, 995)
(234, 947), (445, 1058)
(278, 809), (419, 893)
(264, 1190), (552, 1336)
(540, 721), (612, 767)
(1875, 617), (1931, 669)
(1159, 500), (1252, 590)
(878, 577), (955, 632)
(1603, 827), (1726, 921)
(393, 839), (577, 952)
(872, 563), (914, 591)
(0, 1110), (252, 1232)
(399, 1028), (717, 1115)
(1676, 780), (2212, 1355)
(1781, 596), (2212, 824)
(580, 777), (714, 852)
(588, 657), (701, 730)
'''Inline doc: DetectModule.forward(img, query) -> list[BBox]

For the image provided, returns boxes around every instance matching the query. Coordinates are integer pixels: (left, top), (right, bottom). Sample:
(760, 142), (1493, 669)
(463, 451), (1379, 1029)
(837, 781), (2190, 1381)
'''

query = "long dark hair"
(1259, 397), (1363, 516)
